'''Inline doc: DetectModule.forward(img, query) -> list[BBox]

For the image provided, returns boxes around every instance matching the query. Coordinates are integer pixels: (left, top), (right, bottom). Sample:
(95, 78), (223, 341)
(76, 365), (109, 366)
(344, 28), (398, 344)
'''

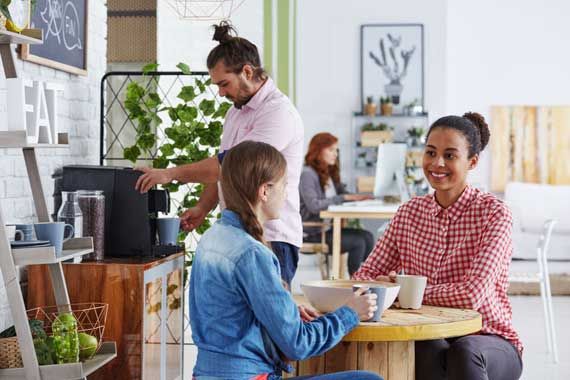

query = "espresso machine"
(53, 165), (182, 258)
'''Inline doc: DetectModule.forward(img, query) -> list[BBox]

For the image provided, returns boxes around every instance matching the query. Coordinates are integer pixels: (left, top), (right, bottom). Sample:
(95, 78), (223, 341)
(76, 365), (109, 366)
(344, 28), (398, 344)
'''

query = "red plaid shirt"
(354, 186), (522, 353)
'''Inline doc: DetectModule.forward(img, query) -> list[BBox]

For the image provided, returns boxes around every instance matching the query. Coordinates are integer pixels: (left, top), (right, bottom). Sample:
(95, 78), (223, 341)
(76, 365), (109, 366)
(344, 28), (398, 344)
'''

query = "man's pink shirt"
(219, 78), (304, 247)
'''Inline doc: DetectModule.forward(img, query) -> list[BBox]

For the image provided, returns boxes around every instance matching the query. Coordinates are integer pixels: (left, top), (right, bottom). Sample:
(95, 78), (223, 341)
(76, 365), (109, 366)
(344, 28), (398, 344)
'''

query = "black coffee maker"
(54, 165), (181, 258)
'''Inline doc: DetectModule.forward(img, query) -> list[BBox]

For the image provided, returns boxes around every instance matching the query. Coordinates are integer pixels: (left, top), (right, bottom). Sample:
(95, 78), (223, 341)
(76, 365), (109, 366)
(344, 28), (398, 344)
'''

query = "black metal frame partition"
(99, 70), (215, 165)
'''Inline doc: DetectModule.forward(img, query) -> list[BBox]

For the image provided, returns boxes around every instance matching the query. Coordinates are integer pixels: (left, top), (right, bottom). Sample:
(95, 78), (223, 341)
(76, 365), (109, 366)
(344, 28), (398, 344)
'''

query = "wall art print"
(361, 23), (424, 111)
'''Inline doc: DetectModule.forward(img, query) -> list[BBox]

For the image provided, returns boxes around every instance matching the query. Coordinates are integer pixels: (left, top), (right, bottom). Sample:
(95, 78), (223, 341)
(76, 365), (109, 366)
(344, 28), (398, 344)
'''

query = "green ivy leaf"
(153, 156), (169, 169)
(126, 82), (145, 101)
(168, 108), (179, 122)
(145, 92), (161, 109)
(196, 79), (205, 93)
(142, 63), (159, 74)
(178, 106), (198, 122)
(136, 115), (151, 133)
(151, 112), (163, 125)
(212, 102), (232, 119)
(124, 146), (141, 163)
(137, 133), (156, 151)
(178, 86), (197, 103)
(162, 182), (180, 193)
(176, 62), (191, 75)
(160, 143), (175, 157)
(199, 99), (216, 116)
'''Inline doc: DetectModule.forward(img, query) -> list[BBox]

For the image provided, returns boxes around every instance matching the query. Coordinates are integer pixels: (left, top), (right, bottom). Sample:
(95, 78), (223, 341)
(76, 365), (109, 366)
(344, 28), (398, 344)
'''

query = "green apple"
(78, 333), (98, 360)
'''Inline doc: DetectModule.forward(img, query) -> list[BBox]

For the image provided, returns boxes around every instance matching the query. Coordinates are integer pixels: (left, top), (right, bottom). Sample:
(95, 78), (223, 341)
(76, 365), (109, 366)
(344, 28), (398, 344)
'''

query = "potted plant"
(364, 96), (377, 116)
(406, 127), (425, 147)
(360, 122), (394, 147)
(403, 98), (424, 116)
(380, 96), (393, 116)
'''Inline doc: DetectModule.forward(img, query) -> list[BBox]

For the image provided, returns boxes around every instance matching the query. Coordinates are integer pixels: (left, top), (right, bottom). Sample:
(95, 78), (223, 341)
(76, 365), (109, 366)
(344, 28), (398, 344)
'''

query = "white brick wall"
(0, 0), (107, 331)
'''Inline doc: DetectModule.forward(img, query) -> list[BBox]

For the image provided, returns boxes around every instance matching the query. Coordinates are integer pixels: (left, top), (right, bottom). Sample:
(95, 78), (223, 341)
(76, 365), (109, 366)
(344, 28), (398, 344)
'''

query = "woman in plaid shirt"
(354, 113), (523, 380)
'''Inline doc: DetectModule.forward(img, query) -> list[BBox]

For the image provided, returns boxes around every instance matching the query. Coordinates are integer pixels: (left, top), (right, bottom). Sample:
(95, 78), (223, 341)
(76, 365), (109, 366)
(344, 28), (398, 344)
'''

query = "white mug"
(5, 225), (24, 241)
(396, 274), (427, 309)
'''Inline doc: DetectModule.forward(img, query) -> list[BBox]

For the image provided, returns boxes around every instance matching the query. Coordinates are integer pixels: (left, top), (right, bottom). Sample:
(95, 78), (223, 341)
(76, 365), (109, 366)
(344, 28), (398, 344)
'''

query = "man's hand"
(180, 206), (209, 232)
(134, 167), (173, 193)
(298, 305), (321, 322)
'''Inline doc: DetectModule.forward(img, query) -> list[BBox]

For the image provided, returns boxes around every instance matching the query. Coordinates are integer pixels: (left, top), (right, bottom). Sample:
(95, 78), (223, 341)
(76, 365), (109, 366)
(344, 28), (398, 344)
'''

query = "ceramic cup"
(352, 284), (387, 322)
(157, 217), (180, 246)
(395, 274), (427, 309)
(5, 225), (24, 242)
(12, 223), (34, 241)
(34, 222), (74, 256)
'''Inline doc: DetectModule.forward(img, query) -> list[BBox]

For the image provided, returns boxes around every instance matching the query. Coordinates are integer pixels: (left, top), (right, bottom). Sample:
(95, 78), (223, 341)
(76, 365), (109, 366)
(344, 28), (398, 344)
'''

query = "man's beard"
(232, 79), (254, 109)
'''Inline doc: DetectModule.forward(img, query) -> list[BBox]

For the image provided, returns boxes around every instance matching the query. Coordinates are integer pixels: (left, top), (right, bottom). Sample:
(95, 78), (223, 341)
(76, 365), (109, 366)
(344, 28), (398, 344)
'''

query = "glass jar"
(52, 313), (79, 364)
(57, 191), (83, 238)
(77, 190), (105, 261)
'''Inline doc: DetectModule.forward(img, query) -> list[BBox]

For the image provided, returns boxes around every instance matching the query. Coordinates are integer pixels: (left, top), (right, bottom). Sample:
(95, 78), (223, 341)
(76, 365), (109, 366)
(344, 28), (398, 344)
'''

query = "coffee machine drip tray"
(152, 244), (184, 258)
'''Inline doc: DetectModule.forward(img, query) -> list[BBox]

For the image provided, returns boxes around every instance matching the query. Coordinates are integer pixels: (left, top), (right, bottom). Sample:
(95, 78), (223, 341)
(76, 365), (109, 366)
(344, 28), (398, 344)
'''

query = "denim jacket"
(190, 210), (359, 380)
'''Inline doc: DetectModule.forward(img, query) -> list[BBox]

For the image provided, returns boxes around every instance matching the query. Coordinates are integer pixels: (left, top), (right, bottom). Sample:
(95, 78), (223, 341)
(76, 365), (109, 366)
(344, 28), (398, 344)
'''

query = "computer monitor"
(374, 143), (409, 201)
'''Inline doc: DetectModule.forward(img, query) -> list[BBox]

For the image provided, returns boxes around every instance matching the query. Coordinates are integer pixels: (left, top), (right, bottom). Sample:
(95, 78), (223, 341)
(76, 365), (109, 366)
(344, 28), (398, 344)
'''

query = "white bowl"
(301, 280), (400, 313)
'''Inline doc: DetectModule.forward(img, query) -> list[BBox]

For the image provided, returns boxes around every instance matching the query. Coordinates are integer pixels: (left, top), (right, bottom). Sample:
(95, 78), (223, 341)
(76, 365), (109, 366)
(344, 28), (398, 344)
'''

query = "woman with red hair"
(300, 133), (375, 276)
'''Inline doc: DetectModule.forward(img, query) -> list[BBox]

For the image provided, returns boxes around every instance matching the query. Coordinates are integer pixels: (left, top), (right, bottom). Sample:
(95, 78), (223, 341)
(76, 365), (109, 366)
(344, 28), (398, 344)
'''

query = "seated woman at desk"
(190, 140), (381, 380)
(353, 113), (523, 380)
(300, 132), (375, 276)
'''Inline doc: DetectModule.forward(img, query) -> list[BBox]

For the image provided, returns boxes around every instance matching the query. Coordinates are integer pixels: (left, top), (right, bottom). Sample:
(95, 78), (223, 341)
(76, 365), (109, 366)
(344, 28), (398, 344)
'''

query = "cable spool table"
(289, 297), (482, 380)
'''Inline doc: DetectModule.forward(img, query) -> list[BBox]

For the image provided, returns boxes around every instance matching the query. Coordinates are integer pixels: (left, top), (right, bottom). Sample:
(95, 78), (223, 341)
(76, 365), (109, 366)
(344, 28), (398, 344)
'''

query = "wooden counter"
(27, 253), (185, 380)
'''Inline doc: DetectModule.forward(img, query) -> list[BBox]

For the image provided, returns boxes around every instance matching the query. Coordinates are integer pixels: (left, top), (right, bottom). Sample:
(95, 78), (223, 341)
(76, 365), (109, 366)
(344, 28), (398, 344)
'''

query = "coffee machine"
(54, 165), (182, 258)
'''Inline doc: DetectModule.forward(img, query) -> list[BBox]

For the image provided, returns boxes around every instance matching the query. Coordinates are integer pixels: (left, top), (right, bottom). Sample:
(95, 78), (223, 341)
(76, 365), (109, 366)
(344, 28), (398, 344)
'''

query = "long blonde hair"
(220, 140), (287, 243)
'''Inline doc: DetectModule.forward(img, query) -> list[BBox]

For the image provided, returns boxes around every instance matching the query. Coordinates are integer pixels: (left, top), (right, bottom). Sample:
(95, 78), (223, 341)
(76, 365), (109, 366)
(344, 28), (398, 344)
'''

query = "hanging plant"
(123, 62), (231, 280)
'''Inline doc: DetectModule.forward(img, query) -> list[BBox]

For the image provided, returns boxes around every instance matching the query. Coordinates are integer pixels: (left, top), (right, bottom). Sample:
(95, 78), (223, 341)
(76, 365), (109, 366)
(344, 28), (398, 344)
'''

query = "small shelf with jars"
(350, 107), (430, 194)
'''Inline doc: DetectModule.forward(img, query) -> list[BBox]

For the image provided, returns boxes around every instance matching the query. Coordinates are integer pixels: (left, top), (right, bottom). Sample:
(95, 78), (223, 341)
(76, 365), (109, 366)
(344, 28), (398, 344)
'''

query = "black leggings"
(415, 334), (523, 380)
(308, 228), (375, 276)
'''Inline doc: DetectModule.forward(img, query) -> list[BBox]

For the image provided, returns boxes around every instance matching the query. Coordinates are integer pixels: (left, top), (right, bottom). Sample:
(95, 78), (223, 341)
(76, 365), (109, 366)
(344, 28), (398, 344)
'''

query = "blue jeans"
(270, 241), (299, 288)
(289, 371), (382, 380)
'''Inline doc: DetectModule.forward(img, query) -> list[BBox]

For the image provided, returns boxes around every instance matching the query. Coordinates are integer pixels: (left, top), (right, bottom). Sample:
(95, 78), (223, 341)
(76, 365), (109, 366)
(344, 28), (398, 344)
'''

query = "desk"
(321, 203), (399, 279)
(290, 296), (482, 380)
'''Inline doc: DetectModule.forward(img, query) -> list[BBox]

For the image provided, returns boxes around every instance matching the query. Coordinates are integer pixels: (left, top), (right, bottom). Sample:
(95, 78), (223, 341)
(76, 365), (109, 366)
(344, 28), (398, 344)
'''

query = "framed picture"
(361, 24), (424, 112)
(20, 0), (88, 76)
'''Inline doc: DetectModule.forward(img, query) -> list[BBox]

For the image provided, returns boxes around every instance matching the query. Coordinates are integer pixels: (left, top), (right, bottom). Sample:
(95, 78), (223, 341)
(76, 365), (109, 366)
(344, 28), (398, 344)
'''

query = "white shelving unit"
(0, 30), (116, 380)
(349, 112), (429, 192)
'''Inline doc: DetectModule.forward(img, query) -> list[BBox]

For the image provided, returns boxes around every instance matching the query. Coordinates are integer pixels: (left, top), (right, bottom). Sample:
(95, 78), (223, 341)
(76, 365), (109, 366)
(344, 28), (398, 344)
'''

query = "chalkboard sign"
(20, 0), (88, 75)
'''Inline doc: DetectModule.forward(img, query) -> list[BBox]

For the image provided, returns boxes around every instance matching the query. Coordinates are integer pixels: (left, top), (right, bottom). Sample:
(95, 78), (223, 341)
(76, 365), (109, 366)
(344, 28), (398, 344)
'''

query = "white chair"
(509, 219), (558, 363)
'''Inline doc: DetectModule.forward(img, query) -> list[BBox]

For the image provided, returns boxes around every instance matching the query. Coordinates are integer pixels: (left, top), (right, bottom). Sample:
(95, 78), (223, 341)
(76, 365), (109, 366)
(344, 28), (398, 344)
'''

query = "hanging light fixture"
(166, 0), (246, 21)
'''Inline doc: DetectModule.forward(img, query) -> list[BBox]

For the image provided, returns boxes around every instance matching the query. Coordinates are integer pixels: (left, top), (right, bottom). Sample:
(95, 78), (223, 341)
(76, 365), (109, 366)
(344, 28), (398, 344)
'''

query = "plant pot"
(364, 102), (377, 116)
(406, 135), (425, 148)
(380, 103), (393, 116)
(361, 130), (393, 147)
(385, 82), (403, 105)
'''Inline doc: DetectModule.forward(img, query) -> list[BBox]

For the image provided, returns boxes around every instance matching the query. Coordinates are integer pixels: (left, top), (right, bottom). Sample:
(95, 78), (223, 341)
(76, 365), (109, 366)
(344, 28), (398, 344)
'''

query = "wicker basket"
(0, 337), (23, 369)
(0, 303), (109, 368)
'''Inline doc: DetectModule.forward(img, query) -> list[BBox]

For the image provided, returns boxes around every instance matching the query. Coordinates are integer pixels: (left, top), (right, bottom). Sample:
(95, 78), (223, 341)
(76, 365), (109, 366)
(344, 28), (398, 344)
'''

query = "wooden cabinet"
(27, 253), (185, 380)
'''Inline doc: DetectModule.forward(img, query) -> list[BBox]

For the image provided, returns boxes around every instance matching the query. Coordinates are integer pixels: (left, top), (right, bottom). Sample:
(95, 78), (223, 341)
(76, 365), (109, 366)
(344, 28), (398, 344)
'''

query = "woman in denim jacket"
(190, 141), (383, 380)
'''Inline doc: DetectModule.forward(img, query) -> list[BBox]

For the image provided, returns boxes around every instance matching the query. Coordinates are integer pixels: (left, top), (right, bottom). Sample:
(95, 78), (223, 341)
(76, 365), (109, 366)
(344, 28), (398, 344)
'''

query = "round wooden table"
(288, 299), (482, 380)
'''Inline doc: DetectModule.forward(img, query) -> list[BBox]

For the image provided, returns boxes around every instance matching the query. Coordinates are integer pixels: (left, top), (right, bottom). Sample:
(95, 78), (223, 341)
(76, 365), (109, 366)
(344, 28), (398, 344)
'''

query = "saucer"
(10, 240), (51, 248)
